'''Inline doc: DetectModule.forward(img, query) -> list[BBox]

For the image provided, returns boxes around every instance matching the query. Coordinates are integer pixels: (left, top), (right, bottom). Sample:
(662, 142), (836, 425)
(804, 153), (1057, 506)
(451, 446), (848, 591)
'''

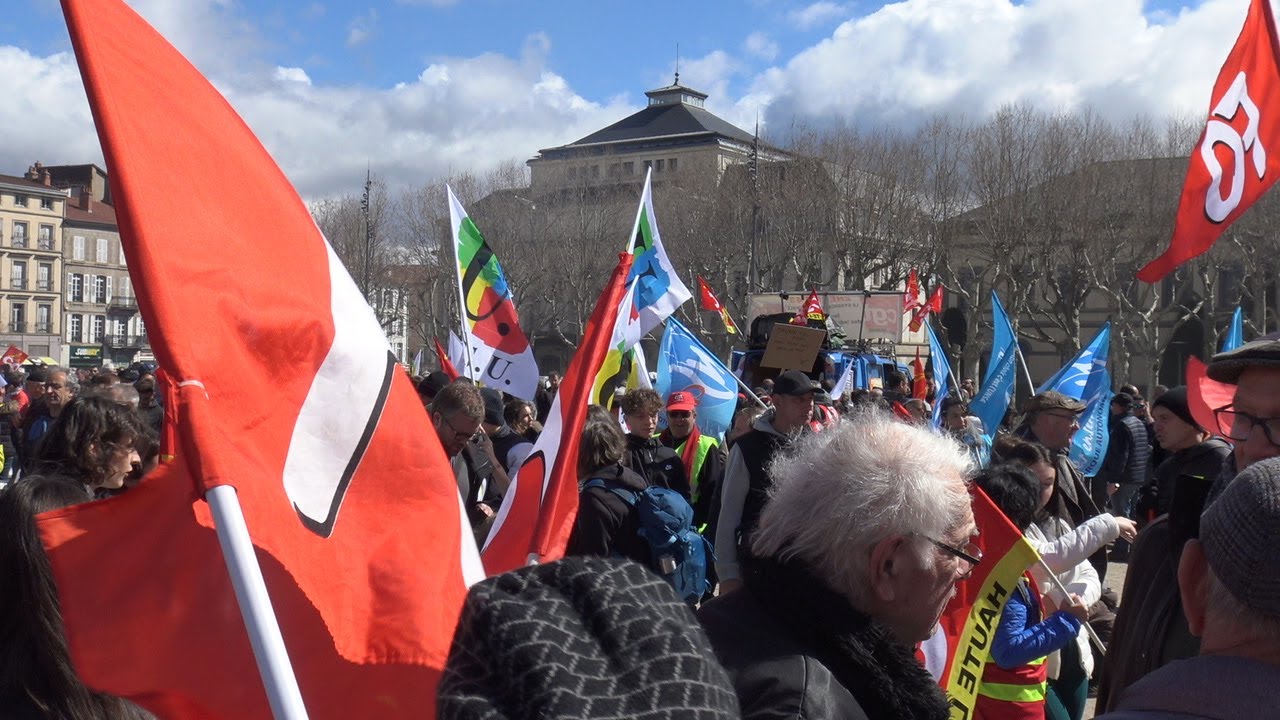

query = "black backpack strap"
(582, 477), (638, 506)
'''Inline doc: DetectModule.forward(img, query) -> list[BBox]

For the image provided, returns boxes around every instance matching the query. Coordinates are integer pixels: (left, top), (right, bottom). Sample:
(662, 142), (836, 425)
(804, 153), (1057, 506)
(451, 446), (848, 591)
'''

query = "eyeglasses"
(923, 535), (983, 579)
(437, 413), (479, 443)
(1214, 405), (1280, 446)
(1040, 411), (1081, 425)
(668, 410), (692, 419)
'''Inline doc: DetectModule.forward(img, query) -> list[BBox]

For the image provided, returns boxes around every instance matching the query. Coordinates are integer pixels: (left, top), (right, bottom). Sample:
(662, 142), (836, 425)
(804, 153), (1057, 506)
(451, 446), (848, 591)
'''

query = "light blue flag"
(926, 322), (953, 429)
(1038, 323), (1113, 476)
(970, 291), (1018, 440)
(1222, 306), (1244, 352)
(656, 318), (739, 437)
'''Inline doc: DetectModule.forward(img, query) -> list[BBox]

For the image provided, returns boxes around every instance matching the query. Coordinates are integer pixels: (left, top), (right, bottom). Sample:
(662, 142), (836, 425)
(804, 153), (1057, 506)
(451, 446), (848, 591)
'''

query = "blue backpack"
(582, 478), (713, 603)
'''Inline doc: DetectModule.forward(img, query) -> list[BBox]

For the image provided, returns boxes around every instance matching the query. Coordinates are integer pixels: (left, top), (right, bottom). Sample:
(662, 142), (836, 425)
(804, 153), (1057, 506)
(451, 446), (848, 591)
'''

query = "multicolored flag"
(925, 487), (1040, 715)
(655, 318), (739, 437)
(626, 170), (692, 334)
(482, 254), (634, 575)
(1038, 323), (1113, 476)
(1138, 0), (1280, 282)
(411, 347), (424, 376)
(433, 336), (460, 380)
(909, 285), (944, 332)
(39, 2), (483, 717)
(590, 277), (643, 412)
(697, 275), (739, 334)
(1222, 306), (1245, 351)
(448, 187), (540, 400)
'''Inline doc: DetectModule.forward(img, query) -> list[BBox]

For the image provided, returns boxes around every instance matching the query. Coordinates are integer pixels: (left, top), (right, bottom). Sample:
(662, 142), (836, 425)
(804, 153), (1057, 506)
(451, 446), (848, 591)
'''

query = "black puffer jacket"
(698, 556), (951, 720)
(566, 464), (651, 566)
(1135, 437), (1231, 520)
(624, 434), (692, 501)
(1100, 411), (1153, 487)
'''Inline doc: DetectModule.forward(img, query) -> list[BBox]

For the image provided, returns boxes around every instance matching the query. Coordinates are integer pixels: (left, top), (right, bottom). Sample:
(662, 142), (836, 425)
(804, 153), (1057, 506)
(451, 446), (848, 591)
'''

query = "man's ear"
(1178, 539), (1209, 637)
(868, 535), (905, 603)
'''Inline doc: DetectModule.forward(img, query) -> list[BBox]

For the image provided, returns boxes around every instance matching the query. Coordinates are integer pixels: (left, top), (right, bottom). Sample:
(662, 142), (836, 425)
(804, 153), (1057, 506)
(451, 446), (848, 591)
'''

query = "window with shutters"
(73, 236), (85, 261)
(91, 315), (105, 343)
(68, 274), (83, 303)
(94, 276), (107, 304)
(68, 315), (81, 343)
(37, 263), (51, 292)
(96, 238), (108, 263)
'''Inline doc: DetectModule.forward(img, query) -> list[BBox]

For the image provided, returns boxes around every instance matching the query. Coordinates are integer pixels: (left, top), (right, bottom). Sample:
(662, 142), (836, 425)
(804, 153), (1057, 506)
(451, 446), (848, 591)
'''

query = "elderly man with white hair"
(698, 412), (976, 720)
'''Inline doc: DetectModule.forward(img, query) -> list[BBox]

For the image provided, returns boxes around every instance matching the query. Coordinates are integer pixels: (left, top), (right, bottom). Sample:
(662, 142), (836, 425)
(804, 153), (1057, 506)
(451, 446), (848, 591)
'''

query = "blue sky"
(0, 0), (1254, 197)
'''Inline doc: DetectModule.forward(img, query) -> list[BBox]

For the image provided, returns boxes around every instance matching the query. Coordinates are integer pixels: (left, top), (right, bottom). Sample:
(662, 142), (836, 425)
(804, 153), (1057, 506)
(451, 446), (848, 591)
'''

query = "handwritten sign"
(760, 324), (827, 371)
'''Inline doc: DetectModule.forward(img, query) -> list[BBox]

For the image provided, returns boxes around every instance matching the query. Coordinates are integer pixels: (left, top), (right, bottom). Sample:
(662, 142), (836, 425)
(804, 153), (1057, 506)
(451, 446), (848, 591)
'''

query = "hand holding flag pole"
(1033, 554), (1107, 653)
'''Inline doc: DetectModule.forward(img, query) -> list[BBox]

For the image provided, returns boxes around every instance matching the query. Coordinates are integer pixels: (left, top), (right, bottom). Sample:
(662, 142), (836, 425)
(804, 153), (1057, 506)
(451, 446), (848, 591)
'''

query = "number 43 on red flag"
(1139, 0), (1280, 282)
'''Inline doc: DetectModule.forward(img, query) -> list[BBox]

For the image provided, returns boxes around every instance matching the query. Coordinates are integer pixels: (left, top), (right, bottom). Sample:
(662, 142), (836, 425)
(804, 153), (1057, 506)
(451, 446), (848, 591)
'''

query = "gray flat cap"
(1206, 331), (1280, 384)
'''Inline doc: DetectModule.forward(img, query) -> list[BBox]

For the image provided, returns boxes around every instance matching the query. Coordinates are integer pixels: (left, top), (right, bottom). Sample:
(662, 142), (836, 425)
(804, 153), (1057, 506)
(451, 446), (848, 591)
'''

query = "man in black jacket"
(699, 414), (971, 720)
(1096, 392), (1152, 523)
(1134, 386), (1232, 521)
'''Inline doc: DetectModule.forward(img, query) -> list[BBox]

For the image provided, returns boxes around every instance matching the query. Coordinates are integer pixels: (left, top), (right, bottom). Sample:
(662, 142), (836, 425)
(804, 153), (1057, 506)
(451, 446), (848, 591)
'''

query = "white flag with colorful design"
(625, 169), (692, 335)
(448, 187), (540, 400)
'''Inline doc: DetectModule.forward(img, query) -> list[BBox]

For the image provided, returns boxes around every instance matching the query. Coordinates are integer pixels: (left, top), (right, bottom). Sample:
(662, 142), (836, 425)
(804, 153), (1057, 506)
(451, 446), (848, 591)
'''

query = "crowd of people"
(2, 335), (1279, 718)
(423, 336), (1280, 720)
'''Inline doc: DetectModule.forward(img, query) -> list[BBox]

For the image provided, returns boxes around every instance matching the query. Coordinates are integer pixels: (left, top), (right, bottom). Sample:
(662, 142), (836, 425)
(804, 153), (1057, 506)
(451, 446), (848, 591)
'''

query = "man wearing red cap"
(658, 391), (725, 532)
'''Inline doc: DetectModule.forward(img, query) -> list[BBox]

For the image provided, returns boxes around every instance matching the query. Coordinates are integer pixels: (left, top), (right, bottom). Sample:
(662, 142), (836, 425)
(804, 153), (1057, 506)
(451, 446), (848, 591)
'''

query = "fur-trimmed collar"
(745, 556), (952, 720)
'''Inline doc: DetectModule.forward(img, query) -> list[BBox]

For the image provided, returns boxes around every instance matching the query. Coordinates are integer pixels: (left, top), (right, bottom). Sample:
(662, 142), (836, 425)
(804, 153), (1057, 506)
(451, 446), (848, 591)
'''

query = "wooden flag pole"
(208, 485), (310, 720)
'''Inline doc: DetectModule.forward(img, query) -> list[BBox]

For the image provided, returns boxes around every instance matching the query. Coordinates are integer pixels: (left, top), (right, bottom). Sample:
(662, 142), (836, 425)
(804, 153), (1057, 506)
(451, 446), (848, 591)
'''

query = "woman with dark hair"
(0, 475), (151, 719)
(29, 395), (147, 494)
(972, 464), (1088, 720)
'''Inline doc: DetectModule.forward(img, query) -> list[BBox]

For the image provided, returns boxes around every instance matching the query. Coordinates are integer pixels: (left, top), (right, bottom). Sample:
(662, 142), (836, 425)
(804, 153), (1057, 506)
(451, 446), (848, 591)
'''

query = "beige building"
(48, 164), (147, 368)
(527, 79), (789, 197)
(0, 166), (66, 360)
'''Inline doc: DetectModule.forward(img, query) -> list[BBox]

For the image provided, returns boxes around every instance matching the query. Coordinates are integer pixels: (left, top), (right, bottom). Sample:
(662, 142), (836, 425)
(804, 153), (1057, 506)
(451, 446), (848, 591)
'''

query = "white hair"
(752, 410), (974, 603)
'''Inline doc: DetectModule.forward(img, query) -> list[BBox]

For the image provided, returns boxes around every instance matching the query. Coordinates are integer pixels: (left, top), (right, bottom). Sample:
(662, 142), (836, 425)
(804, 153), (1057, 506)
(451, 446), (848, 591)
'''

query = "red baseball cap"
(666, 391), (696, 412)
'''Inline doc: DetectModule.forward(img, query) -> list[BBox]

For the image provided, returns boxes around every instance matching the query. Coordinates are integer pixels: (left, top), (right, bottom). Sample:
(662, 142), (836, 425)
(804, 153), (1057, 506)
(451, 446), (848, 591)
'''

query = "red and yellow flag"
(925, 487), (1039, 718)
(697, 275), (739, 334)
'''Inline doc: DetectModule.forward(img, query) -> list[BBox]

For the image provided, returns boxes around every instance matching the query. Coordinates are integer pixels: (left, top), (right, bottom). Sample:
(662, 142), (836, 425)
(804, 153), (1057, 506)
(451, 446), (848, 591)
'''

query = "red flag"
(154, 367), (179, 463)
(433, 336), (460, 380)
(903, 268), (922, 312)
(1138, 0), (1280, 282)
(925, 487), (1039, 717)
(39, 2), (482, 717)
(1, 345), (29, 365)
(482, 253), (634, 574)
(1186, 356), (1237, 436)
(909, 286), (944, 332)
(790, 289), (826, 324)
(696, 275), (739, 334)
(912, 347), (928, 400)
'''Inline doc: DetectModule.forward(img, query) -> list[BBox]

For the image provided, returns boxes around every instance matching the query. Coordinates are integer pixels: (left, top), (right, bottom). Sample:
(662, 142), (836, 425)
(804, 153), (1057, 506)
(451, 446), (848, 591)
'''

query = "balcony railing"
(10, 237), (26, 249)
(34, 323), (51, 334)
(109, 296), (138, 310)
(104, 334), (147, 348)
(36, 279), (53, 292)
(9, 278), (25, 290)
(8, 322), (27, 333)
(37, 239), (54, 252)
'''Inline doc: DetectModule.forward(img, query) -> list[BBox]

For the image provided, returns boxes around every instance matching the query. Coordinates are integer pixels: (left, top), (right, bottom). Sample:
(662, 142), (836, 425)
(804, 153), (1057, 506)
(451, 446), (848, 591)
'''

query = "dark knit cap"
(480, 388), (504, 426)
(1201, 456), (1280, 620)
(438, 557), (740, 720)
(1152, 386), (1200, 431)
(418, 371), (452, 399)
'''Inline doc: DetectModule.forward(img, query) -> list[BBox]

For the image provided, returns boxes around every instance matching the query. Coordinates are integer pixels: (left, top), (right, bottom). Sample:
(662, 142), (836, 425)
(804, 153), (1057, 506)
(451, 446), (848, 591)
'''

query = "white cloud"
(346, 9), (377, 48)
(744, 31), (779, 61)
(274, 66), (312, 85)
(757, 0), (1246, 136)
(788, 2), (852, 30)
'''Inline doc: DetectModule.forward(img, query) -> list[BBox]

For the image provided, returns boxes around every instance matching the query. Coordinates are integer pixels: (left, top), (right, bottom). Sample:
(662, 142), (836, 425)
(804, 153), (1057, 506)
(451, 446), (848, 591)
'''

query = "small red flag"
(0, 345), (29, 366)
(482, 253), (634, 574)
(912, 347), (928, 400)
(790, 289), (826, 325)
(909, 286), (944, 332)
(903, 268), (922, 313)
(1138, 0), (1280, 282)
(433, 336), (460, 380)
(696, 275), (739, 334)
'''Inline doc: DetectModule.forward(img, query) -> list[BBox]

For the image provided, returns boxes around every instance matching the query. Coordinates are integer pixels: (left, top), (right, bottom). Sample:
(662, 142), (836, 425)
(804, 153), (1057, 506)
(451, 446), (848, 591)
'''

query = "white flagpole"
(622, 168), (654, 254)
(207, 485), (310, 720)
